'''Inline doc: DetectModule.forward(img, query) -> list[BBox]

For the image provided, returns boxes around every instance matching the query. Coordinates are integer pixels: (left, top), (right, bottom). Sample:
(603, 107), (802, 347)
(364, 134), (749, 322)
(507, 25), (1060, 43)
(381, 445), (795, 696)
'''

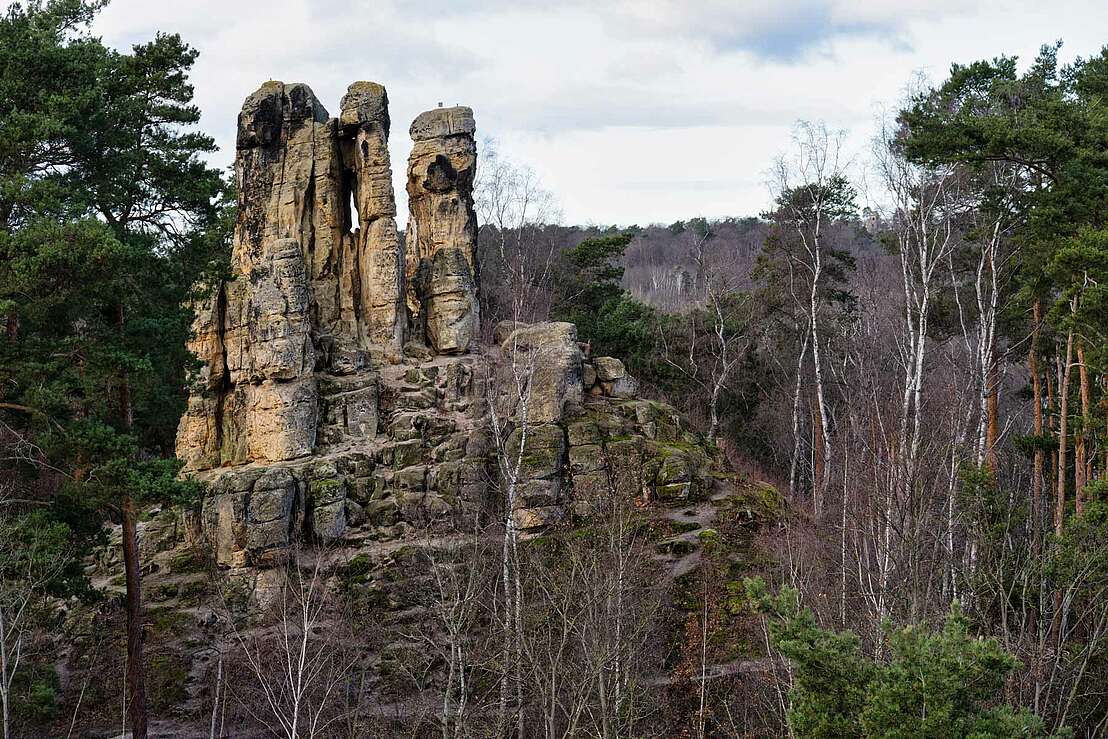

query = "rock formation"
(404, 106), (480, 354)
(50, 80), (780, 739)
(177, 85), (490, 474)
(174, 78), (731, 584)
(339, 82), (406, 355)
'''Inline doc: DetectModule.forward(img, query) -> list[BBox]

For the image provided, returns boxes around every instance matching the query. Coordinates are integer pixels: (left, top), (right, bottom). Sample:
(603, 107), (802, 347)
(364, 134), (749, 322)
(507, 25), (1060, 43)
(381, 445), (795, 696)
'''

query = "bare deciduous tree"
(660, 218), (755, 442)
(0, 489), (71, 739)
(215, 550), (354, 738)
(767, 121), (856, 517)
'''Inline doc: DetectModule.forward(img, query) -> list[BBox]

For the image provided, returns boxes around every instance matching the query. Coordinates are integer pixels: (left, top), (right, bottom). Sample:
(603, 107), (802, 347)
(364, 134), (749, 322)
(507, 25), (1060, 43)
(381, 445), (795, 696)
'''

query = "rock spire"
(404, 106), (480, 354)
(177, 81), (465, 471)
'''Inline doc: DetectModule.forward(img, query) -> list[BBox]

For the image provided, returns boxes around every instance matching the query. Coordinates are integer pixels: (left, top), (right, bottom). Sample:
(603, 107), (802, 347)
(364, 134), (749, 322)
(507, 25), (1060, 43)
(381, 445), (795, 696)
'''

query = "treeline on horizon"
(1, 0), (1107, 736)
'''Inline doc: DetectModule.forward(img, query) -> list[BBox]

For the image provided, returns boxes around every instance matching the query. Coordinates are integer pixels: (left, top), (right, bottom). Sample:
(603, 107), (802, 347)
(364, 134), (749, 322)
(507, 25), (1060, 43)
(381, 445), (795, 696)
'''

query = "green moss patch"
(167, 547), (208, 574)
(147, 652), (189, 711)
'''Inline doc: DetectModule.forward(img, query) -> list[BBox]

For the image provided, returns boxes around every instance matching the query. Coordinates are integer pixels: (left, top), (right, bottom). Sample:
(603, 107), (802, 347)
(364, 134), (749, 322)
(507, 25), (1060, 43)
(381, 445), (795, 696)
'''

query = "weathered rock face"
(177, 84), (488, 474)
(405, 106), (479, 355)
(175, 79), (726, 573)
(497, 321), (583, 424)
(339, 82), (406, 357)
(177, 236), (319, 470)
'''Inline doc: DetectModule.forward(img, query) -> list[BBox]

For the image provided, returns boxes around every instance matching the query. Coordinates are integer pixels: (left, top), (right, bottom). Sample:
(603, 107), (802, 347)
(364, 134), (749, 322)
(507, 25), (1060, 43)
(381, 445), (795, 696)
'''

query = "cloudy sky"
(93, 0), (1106, 226)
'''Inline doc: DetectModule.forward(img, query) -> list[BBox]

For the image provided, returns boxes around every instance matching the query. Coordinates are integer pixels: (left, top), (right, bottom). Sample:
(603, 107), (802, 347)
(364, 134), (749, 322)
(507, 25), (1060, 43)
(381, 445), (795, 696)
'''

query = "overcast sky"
(93, 0), (1107, 226)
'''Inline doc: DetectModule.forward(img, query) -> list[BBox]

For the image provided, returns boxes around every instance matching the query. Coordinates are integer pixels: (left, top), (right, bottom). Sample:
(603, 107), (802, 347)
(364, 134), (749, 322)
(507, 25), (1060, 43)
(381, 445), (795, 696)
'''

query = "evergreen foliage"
(746, 578), (1059, 739)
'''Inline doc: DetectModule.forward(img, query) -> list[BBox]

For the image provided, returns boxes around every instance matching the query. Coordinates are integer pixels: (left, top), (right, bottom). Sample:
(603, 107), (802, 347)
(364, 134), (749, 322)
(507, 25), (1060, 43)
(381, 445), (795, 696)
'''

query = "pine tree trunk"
(122, 496), (147, 739)
(1056, 328), (1073, 538)
(116, 301), (146, 739)
(1047, 359), (1058, 494)
(1030, 298), (1044, 558)
(1075, 341), (1090, 513)
(1051, 328), (1070, 649)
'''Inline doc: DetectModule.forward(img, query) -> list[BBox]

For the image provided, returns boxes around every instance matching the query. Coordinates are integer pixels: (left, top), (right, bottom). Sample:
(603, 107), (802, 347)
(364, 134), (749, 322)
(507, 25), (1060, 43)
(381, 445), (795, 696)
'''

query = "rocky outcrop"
(497, 321), (583, 424)
(404, 106), (480, 355)
(586, 355), (640, 398)
(177, 237), (318, 470)
(175, 79), (727, 579)
(57, 82), (778, 739)
(191, 353), (491, 570)
(177, 82), (457, 472)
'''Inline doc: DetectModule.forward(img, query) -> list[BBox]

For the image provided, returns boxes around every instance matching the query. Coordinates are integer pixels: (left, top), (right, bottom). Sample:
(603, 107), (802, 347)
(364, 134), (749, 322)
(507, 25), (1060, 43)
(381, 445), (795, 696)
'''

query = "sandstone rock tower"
(405, 106), (480, 354)
(177, 83), (480, 473)
(173, 80), (720, 575)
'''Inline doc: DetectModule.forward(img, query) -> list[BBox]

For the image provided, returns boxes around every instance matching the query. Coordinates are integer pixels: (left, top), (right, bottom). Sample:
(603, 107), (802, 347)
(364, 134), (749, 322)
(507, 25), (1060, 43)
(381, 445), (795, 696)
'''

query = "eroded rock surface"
(339, 82), (406, 357)
(175, 79), (728, 585)
(178, 82), (408, 472)
(405, 106), (479, 354)
(497, 321), (583, 424)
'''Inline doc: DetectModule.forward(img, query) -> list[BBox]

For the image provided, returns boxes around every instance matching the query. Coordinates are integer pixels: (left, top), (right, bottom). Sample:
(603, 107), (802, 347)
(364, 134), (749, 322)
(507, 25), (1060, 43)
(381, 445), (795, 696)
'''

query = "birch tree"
(475, 143), (561, 329)
(765, 122), (857, 517)
(217, 552), (353, 739)
(660, 218), (754, 442)
(872, 115), (961, 617)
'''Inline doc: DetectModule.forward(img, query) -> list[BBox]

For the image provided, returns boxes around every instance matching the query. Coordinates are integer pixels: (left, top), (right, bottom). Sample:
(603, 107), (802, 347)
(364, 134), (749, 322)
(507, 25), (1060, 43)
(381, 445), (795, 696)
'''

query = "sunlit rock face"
(174, 82), (492, 570)
(404, 106), (480, 355)
(177, 81), (409, 472)
(339, 82), (406, 358)
(174, 80), (716, 573)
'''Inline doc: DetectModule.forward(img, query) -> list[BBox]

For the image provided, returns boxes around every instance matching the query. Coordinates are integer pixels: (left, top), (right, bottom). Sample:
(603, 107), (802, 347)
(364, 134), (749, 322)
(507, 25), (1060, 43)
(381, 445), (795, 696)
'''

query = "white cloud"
(92, 0), (1108, 225)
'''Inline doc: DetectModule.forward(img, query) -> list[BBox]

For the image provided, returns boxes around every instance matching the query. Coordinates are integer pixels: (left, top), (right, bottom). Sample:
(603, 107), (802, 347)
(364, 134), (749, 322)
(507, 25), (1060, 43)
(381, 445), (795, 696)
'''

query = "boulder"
(201, 467), (301, 568)
(582, 362), (597, 389)
(312, 501), (347, 543)
(604, 374), (640, 399)
(505, 423), (566, 481)
(593, 356), (626, 382)
(499, 322), (583, 424)
(512, 505), (567, 531)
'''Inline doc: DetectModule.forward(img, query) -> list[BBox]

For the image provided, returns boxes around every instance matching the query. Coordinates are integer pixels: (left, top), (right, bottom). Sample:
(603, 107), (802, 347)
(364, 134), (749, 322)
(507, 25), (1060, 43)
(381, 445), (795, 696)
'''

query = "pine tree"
(0, 3), (229, 735)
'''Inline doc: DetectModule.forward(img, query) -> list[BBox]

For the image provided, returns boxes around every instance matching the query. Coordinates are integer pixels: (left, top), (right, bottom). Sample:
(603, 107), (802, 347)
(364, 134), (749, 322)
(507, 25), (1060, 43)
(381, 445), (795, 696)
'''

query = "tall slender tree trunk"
(1047, 358), (1058, 495)
(1051, 331), (1074, 648)
(809, 267), (831, 520)
(812, 404), (825, 518)
(1075, 341), (1090, 513)
(985, 358), (999, 474)
(1030, 298), (1044, 559)
(122, 496), (146, 739)
(789, 326), (811, 497)
(116, 302), (146, 739)
(208, 648), (223, 739)
(1056, 328), (1073, 538)
(1, 598), (10, 739)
